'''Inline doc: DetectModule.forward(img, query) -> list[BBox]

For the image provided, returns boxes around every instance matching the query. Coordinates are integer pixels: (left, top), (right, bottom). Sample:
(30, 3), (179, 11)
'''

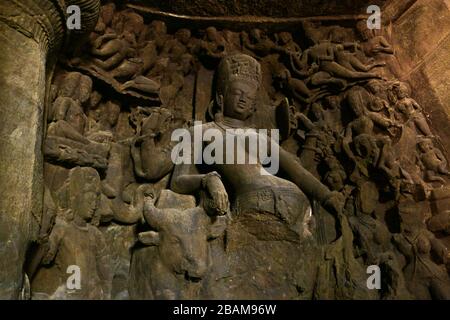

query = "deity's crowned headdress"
(216, 54), (262, 94)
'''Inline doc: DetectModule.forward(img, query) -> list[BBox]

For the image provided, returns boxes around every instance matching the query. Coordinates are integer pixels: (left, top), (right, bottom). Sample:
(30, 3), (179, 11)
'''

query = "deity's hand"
(138, 186), (155, 223)
(143, 193), (156, 211)
(323, 191), (345, 216)
(202, 172), (229, 215)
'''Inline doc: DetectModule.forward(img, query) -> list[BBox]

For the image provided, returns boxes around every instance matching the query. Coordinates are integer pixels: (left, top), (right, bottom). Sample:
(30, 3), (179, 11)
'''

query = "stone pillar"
(0, 0), (99, 299)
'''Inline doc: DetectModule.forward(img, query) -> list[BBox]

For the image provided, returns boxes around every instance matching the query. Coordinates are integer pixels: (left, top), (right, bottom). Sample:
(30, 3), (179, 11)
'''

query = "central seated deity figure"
(170, 54), (343, 298)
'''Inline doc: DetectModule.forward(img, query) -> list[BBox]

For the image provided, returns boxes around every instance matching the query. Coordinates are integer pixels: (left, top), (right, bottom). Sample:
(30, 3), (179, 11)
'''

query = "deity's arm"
(170, 125), (224, 195)
(41, 222), (63, 265)
(368, 112), (393, 128)
(342, 125), (356, 161)
(376, 36), (394, 53)
(290, 54), (311, 78)
(92, 33), (117, 49)
(279, 147), (342, 213)
(299, 49), (310, 66)
(342, 41), (360, 51)
(169, 130), (204, 194)
(296, 112), (315, 131)
(411, 98), (422, 111)
(170, 162), (205, 194)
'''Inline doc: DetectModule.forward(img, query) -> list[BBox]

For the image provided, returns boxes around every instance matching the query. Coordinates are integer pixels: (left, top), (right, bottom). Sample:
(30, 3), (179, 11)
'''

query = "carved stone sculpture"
(31, 167), (112, 299)
(2, 1), (450, 301)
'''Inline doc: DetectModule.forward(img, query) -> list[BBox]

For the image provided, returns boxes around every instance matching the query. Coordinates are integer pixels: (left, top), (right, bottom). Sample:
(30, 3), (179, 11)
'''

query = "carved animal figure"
(137, 195), (227, 299)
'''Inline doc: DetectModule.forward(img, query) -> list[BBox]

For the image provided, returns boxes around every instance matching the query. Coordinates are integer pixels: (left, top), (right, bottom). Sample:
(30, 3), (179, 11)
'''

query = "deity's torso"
(202, 121), (311, 230)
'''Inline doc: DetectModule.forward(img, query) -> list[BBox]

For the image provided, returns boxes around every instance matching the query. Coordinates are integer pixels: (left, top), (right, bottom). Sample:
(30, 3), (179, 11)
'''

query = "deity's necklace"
(215, 117), (253, 132)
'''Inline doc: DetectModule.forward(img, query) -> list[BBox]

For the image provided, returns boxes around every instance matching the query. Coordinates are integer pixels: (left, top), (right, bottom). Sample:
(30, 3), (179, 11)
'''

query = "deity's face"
(69, 169), (100, 222)
(89, 91), (102, 108)
(418, 139), (433, 153)
(278, 32), (292, 44)
(66, 105), (87, 134)
(310, 103), (324, 121)
(151, 21), (167, 38)
(325, 171), (344, 191)
(222, 80), (258, 121)
(176, 29), (191, 44)
(105, 102), (120, 126)
(250, 29), (263, 40)
(77, 182), (99, 221)
(206, 27), (218, 41)
(326, 96), (340, 110)
(395, 84), (409, 99)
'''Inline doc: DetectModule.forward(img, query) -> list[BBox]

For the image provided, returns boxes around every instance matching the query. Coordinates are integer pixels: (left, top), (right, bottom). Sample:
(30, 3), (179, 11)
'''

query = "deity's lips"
(236, 102), (247, 110)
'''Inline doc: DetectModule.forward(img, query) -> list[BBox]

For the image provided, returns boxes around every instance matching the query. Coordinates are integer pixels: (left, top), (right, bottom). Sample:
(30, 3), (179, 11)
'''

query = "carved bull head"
(138, 198), (227, 280)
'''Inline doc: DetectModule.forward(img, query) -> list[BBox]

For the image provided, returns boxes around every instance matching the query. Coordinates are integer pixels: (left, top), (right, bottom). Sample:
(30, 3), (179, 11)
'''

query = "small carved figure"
(334, 44), (385, 72)
(417, 137), (450, 183)
(323, 156), (347, 193)
(393, 82), (433, 137)
(146, 20), (170, 50)
(275, 68), (319, 103)
(393, 224), (450, 299)
(32, 167), (112, 300)
(161, 28), (193, 61)
(355, 20), (394, 57)
(57, 72), (93, 105)
(348, 200), (411, 299)
(343, 87), (399, 180)
(47, 97), (91, 144)
(241, 28), (276, 57)
(300, 40), (381, 82)
(131, 107), (177, 181)
(45, 96), (109, 170)
(91, 32), (135, 71)
(199, 26), (228, 60)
